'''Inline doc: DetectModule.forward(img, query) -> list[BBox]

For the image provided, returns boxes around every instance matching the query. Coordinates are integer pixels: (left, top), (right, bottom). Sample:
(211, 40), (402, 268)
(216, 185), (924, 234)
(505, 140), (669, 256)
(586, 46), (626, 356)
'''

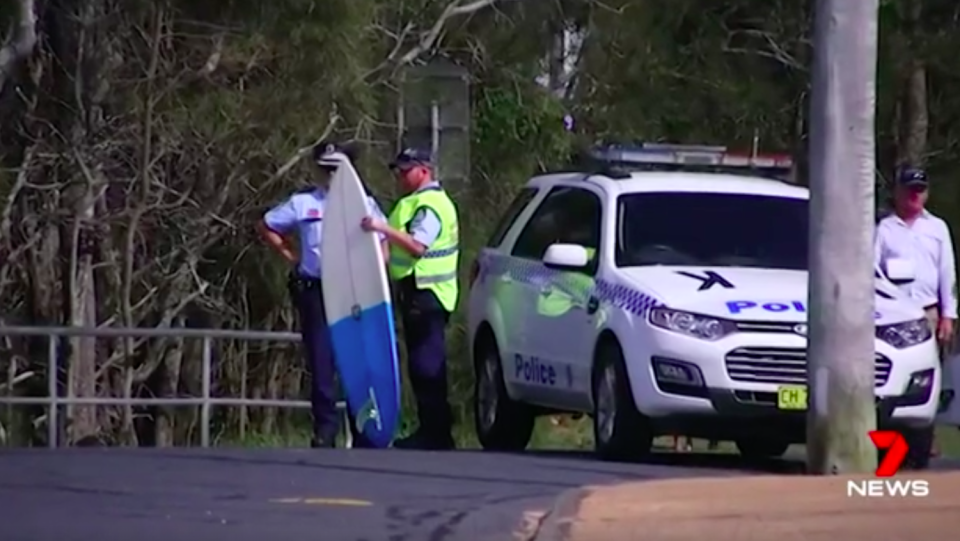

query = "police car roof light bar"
(588, 142), (794, 173)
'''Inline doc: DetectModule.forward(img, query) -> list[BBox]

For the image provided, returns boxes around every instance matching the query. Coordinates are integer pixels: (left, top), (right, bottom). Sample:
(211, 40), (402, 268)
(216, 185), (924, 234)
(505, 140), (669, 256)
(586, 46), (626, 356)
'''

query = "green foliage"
(576, 0), (807, 148)
(475, 85), (572, 167)
(0, 5), (13, 29)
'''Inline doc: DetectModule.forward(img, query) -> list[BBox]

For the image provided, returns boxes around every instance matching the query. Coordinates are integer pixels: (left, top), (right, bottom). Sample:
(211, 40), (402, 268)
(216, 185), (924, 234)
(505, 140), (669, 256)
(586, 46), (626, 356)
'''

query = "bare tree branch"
(200, 34), (224, 76)
(395, 0), (509, 68)
(0, 370), (34, 392)
(0, 144), (33, 247)
(723, 28), (808, 72)
(0, 0), (38, 95)
(120, 3), (165, 374)
(266, 109), (341, 182)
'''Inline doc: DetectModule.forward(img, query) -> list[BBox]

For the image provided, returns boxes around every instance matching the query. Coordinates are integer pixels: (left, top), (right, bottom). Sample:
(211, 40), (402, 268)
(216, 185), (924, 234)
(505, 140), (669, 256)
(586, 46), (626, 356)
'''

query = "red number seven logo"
(869, 430), (909, 477)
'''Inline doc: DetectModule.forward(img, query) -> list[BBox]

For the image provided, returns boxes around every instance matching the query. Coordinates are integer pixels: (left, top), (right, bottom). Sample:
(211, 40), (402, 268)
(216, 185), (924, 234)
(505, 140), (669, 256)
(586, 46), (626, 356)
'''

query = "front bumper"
(645, 388), (933, 443)
(626, 326), (942, 440)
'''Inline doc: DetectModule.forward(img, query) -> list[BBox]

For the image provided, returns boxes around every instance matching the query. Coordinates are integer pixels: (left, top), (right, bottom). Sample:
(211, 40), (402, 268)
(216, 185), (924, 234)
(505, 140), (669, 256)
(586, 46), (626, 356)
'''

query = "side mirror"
(543, 243), (589, 270)
(886, 258), (916, 285)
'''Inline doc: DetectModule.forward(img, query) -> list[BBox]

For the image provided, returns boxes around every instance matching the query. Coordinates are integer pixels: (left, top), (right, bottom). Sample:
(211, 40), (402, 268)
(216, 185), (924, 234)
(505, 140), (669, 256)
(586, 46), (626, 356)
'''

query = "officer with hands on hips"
(360, 147), (460, 450)
(258, 141), (388, 448)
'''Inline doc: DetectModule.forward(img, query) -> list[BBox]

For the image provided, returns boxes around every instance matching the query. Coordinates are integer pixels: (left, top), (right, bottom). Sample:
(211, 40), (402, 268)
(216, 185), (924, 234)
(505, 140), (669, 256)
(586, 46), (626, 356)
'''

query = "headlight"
(876, 318), (932, 349)
(649, 308), (735, 341)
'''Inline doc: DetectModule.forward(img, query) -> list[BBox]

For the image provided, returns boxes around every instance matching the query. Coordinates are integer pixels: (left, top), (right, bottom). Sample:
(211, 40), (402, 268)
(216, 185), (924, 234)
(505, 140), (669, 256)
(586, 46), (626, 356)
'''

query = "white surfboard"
(319, 153), (401, 448)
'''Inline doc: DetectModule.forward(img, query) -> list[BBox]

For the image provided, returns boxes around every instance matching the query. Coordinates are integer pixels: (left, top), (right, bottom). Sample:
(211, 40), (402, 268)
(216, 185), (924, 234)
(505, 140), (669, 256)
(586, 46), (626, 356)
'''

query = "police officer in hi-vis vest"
(361, 147), (459, 450)
(259, 141), (388, 448)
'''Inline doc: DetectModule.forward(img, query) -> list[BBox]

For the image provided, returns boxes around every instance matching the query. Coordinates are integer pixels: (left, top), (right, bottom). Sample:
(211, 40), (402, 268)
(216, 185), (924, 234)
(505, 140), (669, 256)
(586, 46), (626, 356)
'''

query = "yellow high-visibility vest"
(387, 186), (460, 312)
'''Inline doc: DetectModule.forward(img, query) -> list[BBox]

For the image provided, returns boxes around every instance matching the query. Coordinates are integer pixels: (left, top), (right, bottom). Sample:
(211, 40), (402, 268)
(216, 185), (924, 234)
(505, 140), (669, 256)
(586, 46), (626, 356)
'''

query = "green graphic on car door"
(534, 248), (609, 328)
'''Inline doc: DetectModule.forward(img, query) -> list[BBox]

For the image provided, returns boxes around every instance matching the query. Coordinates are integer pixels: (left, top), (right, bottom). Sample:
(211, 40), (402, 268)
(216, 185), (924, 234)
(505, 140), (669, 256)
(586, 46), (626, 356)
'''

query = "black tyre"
(735, 438), (790, 460)
(473, 330), (536, 451)
(592, 339), (654, 461)
(901, 425), (933, 470)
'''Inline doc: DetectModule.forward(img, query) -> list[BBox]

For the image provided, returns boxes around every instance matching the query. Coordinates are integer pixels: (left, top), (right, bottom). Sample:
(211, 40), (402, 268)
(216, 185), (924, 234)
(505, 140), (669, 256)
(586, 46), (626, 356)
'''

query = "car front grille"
(733, 321), (798, 334)
(724, 346), (892, 387)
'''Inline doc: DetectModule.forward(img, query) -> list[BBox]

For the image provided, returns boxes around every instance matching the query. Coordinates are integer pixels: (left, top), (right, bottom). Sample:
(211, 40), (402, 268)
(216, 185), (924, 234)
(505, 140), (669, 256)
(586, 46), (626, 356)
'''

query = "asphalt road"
(1, 447), (955, 541)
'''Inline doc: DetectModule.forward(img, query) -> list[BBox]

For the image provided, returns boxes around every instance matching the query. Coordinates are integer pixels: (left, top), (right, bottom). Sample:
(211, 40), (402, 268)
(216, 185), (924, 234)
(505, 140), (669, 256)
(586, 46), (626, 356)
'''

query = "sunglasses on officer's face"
(392, 164), (422, 176)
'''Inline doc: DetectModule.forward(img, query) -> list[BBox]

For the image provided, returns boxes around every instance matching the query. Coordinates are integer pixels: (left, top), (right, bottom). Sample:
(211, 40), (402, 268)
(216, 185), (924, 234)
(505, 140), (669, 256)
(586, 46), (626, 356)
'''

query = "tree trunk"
(806, 0), (880, 475)
(895, 0), (927, 167)
(50, 0), (120, 444)
(155, 327), (185, 447)
(62, 180), (101, 443)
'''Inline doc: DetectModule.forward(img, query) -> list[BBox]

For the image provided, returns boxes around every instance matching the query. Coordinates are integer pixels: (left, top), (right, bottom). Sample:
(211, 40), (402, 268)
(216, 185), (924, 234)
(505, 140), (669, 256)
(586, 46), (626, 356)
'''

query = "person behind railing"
(257, 141), (389, 449)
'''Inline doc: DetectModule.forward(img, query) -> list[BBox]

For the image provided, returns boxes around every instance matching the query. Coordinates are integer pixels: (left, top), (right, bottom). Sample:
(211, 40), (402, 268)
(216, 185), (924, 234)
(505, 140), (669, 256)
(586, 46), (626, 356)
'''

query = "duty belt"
(288, 273), (322, 289)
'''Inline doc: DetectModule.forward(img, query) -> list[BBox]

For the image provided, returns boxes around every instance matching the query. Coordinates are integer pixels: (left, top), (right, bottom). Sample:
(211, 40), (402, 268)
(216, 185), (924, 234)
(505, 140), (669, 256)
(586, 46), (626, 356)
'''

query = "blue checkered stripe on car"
(478, 253), (663, 317)
(592, 278), (662, 316)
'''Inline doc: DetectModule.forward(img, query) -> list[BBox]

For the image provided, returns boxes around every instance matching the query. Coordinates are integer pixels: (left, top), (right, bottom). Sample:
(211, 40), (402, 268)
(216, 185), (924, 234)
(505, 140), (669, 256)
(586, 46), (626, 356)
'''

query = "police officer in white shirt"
(258, 141), (388, 448)
(875, 166), (957, 463)
(875, 167), (957, 344)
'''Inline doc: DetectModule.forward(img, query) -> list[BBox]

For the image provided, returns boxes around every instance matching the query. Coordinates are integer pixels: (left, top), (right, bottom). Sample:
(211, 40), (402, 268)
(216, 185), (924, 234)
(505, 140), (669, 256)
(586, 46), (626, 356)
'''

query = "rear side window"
(485, 187), (538, 247)
(511, 186), (602, 270)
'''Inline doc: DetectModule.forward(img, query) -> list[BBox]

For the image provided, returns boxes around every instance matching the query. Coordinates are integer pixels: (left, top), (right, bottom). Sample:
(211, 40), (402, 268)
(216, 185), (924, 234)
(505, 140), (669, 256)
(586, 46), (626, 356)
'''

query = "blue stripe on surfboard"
(328, 300), (401, 448)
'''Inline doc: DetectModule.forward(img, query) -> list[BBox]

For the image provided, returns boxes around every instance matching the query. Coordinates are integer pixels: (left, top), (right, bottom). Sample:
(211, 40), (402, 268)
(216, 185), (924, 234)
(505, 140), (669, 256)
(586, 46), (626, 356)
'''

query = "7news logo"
(845, 430), (930, 498)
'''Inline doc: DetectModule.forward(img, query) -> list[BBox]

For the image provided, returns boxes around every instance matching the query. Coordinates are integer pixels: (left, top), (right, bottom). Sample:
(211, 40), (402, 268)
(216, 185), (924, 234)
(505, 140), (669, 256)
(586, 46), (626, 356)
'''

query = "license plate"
(777, 385), (807, 410)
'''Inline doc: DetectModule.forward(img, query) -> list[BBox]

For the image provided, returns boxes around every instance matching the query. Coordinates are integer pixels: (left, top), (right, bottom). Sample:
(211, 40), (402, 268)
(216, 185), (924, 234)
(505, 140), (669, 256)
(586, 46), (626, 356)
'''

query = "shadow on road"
(7, 444), (802, 493)
(524, 448), (807, 476)
(120, 448), (594, 489)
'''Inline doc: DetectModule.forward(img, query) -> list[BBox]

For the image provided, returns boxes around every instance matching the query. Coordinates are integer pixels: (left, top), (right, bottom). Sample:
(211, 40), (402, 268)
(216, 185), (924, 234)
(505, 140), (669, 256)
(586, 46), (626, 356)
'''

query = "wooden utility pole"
(806, 0), (880, 474)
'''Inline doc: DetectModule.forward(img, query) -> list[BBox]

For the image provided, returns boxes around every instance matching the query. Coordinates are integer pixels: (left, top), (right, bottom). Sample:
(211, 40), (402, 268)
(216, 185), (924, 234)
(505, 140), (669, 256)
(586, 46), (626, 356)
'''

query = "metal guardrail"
(0, 326), (350, 448)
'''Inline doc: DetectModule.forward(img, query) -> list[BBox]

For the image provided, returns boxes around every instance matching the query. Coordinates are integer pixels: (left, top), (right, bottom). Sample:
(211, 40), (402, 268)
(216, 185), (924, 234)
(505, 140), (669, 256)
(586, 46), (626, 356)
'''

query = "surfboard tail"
(355, 387), (383, 433)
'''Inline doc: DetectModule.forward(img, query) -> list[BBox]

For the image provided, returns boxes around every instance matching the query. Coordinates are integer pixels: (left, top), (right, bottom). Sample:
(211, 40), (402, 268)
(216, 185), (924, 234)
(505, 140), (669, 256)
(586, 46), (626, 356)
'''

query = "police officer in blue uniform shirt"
(361, 148), (459, 450)
(258, 141), (388, 448)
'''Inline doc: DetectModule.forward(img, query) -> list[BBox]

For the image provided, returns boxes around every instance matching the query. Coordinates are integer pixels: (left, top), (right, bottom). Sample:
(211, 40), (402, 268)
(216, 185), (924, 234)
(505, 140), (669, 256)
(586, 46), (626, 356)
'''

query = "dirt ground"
(547, 471), (960, 541)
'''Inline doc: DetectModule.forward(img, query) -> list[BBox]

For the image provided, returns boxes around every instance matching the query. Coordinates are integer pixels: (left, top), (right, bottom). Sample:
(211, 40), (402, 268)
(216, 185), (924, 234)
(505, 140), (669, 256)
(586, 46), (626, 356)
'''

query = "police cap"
(896, 167), (928, 189)
(312, 141), (359, 169)
(389, 147), (433, 171)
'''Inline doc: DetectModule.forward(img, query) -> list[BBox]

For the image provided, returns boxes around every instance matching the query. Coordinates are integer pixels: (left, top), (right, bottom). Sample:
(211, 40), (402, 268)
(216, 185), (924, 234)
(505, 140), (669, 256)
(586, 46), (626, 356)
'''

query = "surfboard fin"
(355, 388), (383, 432)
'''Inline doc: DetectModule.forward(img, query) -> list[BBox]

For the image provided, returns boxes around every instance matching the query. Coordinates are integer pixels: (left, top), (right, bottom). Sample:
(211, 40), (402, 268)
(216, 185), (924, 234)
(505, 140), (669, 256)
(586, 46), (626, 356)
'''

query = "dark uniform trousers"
(397, 277), (453, 440)
(912, 302), (951, 464)
(289, 274), (370, 446)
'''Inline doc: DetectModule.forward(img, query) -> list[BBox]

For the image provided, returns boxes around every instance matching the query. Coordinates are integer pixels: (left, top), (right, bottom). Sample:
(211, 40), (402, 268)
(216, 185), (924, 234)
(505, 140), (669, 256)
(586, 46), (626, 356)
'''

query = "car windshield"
(616, 191), (808, 269)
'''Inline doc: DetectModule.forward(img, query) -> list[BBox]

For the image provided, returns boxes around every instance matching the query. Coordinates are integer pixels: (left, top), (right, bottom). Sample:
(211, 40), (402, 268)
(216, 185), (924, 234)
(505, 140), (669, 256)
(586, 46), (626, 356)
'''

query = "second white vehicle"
(467, 143), (960, 467)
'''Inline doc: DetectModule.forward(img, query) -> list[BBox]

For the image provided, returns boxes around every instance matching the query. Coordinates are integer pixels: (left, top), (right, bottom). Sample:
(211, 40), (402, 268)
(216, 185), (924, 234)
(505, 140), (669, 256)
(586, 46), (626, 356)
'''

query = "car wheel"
(735, 438), (790, 459)
(901, 425), (933, 470)
(592, 339), (653, 461)
(473, 332), (535, 451)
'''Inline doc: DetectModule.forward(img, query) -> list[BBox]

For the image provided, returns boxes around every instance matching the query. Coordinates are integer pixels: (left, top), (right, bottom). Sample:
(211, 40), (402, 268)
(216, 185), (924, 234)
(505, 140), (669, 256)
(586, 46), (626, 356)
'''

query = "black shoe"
(901, 425), (934, 470)
(350, 433), (376, 448)
(393, 431), (455, 450)
(310, 435), (336, 448)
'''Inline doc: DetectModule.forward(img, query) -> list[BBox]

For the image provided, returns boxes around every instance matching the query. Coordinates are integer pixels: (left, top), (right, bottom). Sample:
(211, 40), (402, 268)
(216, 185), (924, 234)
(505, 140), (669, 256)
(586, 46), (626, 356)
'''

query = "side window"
(511, 186), (602, 270)
(486, 187), (538, 248)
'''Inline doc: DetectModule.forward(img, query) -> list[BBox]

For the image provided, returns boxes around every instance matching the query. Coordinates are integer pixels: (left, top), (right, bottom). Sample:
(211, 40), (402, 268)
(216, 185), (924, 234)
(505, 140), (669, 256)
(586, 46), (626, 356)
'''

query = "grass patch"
(487, 416), (960, 458)
(218, 429), (312, 448)
(936, 425), (960, 457)
(217, 412), (960, 460)
(529, 416), (594, 450)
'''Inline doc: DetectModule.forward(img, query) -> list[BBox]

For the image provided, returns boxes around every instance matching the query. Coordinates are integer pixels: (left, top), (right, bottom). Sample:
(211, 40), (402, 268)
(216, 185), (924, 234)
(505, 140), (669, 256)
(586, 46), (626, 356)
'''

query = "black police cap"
(312, 141), (359, 168)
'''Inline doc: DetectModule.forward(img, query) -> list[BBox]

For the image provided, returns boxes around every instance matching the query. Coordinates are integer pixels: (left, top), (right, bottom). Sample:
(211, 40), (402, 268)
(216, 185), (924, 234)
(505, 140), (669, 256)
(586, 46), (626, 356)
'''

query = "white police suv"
(467, 143), (960, 464)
